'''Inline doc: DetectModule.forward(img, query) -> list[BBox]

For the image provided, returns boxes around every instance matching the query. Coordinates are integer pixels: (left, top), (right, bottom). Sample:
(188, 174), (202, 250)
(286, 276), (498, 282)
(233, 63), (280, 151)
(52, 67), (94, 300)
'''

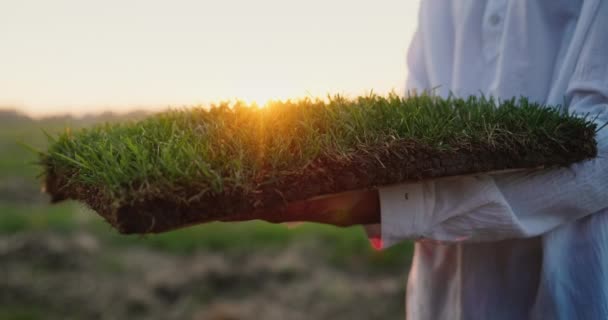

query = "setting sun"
(0, 0), (420, 116)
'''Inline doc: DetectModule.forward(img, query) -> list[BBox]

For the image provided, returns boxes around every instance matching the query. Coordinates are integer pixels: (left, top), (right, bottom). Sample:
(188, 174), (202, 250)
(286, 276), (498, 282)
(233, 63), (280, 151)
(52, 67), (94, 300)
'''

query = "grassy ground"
(0, 109), (414, 320)
(41, 94), (597, 233)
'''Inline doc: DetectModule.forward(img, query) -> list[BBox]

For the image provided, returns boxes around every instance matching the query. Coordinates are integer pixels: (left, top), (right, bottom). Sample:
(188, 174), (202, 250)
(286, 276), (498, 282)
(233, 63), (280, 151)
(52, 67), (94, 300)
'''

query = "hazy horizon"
(1, 0), (420, 116)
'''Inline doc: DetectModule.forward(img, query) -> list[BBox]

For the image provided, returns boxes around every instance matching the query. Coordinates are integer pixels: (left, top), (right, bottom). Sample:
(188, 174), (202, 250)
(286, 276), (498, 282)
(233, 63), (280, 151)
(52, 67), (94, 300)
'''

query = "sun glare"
(236, 92), (288, 107)
(225, 85), (308, 107)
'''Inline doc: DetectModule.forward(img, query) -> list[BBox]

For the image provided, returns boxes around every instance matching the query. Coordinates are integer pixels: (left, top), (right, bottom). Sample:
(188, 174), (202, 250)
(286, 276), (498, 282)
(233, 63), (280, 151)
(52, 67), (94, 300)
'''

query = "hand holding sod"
(220, 189), (380, 226)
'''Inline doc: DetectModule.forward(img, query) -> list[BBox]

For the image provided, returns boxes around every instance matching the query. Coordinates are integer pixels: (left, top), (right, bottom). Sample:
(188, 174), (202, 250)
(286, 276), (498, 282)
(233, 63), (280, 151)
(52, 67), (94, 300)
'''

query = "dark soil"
(45, 133), (597, 234)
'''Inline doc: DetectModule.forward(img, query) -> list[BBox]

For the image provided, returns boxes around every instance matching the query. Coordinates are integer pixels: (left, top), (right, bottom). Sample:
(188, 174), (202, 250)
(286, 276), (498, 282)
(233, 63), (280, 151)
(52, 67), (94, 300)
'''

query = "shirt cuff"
(378, 181), (434, 247)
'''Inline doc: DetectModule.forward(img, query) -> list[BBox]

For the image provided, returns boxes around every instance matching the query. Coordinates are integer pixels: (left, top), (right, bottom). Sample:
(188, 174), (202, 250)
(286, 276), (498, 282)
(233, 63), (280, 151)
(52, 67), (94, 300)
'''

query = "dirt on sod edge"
(45, 133), (597, 234)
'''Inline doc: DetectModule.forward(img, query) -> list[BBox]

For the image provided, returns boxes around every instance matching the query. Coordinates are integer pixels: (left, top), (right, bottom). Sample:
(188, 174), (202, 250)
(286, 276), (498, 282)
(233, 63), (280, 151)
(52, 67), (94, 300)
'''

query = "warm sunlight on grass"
(41, 93), (598, 234)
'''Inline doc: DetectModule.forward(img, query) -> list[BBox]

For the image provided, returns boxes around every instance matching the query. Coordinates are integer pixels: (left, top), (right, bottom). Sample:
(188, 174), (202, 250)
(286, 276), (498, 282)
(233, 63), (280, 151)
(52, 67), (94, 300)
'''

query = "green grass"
(43, 94), (597, 202)
(40, 93), (597, 227)
(0, 109), (410, 263)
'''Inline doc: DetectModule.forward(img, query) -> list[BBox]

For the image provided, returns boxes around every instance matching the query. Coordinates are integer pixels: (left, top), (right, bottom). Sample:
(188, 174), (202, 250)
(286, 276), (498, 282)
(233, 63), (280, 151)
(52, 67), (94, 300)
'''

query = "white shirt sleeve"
(379, 98), (608, 247)
(377, 1), (608, 247)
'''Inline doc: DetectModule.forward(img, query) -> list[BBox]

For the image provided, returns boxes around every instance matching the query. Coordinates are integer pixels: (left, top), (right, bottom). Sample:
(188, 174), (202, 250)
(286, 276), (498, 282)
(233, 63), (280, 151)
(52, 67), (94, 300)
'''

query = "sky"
(0, 0), (420, 116)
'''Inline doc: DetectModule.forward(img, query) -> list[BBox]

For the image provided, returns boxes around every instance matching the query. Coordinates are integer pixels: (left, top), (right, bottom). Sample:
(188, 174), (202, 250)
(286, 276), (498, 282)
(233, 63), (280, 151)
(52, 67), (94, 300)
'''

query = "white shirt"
(376, 1), (608, 319)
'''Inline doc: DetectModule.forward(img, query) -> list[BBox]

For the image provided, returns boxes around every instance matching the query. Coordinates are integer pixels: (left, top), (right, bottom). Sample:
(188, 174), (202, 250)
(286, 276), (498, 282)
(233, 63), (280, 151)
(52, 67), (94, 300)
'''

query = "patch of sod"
(40, 94), (598, 234)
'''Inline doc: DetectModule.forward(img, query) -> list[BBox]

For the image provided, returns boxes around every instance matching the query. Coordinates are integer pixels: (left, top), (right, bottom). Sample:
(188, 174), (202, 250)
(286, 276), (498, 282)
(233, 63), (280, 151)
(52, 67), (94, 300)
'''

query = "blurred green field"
(0, 109), (413, 320)
(1, 201), (412, 267)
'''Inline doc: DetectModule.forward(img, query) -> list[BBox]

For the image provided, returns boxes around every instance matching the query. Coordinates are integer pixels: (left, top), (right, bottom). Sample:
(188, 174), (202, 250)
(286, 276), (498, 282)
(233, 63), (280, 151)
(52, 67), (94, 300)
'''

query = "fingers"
(218, 189), (380, 226)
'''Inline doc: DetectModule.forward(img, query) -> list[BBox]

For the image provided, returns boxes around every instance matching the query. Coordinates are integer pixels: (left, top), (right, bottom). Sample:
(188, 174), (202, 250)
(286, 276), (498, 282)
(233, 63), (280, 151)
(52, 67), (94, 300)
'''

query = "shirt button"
(489, 14), (501, 26)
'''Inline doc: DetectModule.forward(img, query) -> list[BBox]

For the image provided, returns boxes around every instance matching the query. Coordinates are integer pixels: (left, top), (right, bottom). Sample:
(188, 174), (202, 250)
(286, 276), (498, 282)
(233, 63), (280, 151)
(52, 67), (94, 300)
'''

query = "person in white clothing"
(224, 1), (608, 319)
